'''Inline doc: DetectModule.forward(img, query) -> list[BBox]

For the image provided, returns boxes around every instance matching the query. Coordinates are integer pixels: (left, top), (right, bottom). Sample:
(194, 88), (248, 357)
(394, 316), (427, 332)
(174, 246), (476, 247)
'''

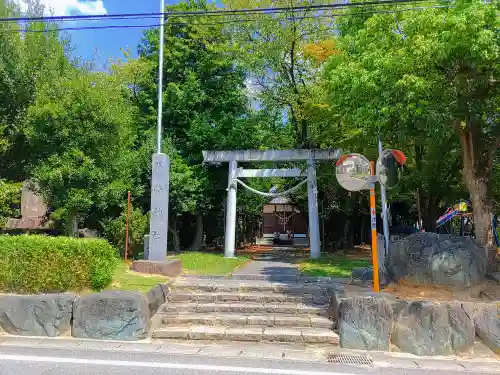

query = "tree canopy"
(0, 0), (498, 261)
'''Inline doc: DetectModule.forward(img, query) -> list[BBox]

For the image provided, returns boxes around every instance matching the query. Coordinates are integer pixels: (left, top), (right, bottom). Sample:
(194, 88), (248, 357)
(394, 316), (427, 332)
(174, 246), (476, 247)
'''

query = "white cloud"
(19, 0), (107, 16)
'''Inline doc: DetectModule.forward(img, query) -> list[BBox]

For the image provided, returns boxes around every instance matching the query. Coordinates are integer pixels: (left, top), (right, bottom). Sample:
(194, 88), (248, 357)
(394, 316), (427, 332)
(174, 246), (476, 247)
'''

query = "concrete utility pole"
(147, 0), (169, 261)
(378, 138), (390, 256)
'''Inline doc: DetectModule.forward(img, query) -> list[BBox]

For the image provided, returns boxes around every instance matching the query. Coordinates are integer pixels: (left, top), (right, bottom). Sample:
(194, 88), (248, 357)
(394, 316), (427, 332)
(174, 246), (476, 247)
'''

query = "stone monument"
(5, 182), (48, 230)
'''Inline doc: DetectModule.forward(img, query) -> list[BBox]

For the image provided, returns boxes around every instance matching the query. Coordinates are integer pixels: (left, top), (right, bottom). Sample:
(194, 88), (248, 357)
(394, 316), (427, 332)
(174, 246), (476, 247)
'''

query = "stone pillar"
(307, 157), (321, 259)
(148, 153), (170, 261)
(224, 159), (238, 258)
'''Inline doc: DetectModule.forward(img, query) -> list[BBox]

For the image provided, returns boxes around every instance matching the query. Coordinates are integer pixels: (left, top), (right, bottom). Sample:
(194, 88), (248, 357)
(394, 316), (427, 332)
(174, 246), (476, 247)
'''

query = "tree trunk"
(343, 219), (350, 250)
(462, 165), (493, 246)
(457, 122), (494, 247)
(422, 195), (439, 233)
(188, 214), (204, 250)
(68, 214), (78, 237)
(169, 217), (181, 253)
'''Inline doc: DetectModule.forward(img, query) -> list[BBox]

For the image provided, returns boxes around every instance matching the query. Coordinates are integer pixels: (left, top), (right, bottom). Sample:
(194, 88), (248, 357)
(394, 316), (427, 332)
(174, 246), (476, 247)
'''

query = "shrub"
(0, 235), (118, 294)
(0, 181), (22, 226)
(102, 205), (149, 259)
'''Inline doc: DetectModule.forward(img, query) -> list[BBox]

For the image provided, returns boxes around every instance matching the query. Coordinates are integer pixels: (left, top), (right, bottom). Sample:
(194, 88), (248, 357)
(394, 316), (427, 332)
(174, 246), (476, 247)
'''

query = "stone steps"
(171, 279), (333, 295)
(155, 276), (338, 347)
(162, 302), (329, 316)
(167, 291), (328, 304)
(162, 313), (333, 329)
(153, 325), (339, 344)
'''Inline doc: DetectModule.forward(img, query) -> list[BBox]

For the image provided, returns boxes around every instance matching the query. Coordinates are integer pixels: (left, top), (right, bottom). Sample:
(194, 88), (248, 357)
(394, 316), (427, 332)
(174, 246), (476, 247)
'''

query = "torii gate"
(202, 149), (341, 259)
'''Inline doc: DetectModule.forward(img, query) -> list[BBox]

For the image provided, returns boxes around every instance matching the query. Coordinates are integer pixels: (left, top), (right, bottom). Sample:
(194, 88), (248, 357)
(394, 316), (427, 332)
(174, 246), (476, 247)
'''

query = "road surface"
(0, 337), (498, 375)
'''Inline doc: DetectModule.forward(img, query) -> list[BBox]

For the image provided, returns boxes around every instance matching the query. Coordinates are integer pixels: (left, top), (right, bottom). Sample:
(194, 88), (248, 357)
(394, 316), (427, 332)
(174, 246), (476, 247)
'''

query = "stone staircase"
(152, 278), (339, 345)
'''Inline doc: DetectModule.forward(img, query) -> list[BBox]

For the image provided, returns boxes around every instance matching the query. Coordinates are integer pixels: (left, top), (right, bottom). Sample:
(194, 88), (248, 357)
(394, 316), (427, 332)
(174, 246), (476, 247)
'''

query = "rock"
(337, 295), (394, 350)
(387, 233), (487, 287)
(72, 291), (150, 341)
(146, 284), (168, 316)
(392, 301), (474, 356)
(0, 294), (75, 337)
(77, 228), (98, 238)
(474, 303), (500, 354)
(350, 267), (391, 287)
(131, 260), (182, 277)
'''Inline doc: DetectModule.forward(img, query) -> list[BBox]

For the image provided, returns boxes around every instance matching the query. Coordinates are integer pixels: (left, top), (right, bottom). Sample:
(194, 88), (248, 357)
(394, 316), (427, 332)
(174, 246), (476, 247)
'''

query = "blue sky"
(68, 0), (162, 62)
(30, 0), (182, 63)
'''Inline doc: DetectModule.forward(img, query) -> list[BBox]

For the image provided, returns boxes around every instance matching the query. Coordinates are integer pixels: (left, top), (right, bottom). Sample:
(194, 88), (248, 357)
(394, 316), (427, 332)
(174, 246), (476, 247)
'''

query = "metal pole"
(147, 0), (169, 261)
(224, 160), (238, 258)
(378, 138), (390, 255)
(156, 0), (165, 153)
(125, 191), (131, 260)
(416, 188), (422, 230)
(370, 161), (380, 292)
(307, 157), (321, 259)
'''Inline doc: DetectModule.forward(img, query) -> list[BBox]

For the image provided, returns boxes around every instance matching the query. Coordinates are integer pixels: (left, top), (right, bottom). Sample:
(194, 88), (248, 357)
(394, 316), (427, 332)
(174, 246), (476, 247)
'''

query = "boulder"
(350, 267), (391, 287)
(72, 291), (150, 341)
(0, 294), (75, 337)
(387, 233), (486, 287)
(392, 301), (474, 356)
(474, 303), (500, 354)
(146, 284), (168, 316)
(337, 295), (394, 350)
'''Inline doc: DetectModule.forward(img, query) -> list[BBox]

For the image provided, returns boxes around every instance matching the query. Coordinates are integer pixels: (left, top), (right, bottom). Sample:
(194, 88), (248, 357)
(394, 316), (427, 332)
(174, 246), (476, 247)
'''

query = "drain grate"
(327, 354), (373, 366)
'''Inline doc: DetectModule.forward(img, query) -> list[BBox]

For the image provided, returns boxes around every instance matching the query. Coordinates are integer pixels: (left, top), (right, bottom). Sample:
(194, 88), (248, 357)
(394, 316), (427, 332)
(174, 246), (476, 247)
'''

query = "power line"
(0, 4), (455, 33)
(0, 0), (453, 23)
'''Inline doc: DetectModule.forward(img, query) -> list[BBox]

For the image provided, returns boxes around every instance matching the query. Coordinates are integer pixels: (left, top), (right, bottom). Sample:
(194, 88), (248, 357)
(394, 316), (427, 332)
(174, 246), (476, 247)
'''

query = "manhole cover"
(327, 354), (373, 366)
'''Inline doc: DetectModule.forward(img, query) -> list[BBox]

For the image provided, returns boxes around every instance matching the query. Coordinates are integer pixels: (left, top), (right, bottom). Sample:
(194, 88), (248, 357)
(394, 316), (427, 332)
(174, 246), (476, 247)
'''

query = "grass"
(108, 261), (169, 293)
(107, 252), (248, 292)
(299, 255), (371, 277)
(171, 251), (249, 276)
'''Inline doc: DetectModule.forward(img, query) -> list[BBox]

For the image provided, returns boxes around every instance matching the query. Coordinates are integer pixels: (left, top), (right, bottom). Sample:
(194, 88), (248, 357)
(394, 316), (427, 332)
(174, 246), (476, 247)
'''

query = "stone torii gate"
(202, 149), (341, 259)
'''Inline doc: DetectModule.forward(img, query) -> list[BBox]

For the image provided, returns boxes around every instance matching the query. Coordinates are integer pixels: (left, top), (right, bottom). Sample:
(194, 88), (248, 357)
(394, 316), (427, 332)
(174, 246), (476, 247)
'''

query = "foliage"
(322, 0), (500, 241)
(26, 70), (139, 234)
(223, 0), (336, 146)
(0, 180), (22, 226)
(0, 0), (73, 181)
(102, 204), (149, 258)
(0, 235), (118, 293)
(172, 251), (249, 275)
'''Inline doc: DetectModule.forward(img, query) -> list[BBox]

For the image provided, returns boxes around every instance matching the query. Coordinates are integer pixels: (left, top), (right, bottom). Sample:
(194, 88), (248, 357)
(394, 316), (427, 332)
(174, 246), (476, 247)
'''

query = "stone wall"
(0, 284), (168, 341)
(329, 287), (500, 356)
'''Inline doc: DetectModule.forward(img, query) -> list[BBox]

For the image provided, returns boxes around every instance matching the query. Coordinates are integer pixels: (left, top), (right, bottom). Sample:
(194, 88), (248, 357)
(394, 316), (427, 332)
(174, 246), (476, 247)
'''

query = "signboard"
(335, 153), (371, 192)
(371, 208), (377, 229)
(376, 149), (406, 189)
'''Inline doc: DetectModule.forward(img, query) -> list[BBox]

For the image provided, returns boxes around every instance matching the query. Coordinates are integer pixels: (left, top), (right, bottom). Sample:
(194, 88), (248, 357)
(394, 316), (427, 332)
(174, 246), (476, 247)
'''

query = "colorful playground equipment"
(437, 201), (500, 248)
(436, 200), (473, 236)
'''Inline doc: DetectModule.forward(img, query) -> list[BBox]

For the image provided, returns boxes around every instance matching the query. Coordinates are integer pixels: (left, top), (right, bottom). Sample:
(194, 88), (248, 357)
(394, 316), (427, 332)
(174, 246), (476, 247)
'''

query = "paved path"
(0, 337), (499, 375)
(232, 259), (299, 281)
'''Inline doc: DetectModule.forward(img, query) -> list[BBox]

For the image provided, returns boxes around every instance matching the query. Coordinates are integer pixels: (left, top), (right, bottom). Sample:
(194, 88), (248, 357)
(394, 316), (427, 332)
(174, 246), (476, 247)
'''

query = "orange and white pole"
(370, 161), (380, 292)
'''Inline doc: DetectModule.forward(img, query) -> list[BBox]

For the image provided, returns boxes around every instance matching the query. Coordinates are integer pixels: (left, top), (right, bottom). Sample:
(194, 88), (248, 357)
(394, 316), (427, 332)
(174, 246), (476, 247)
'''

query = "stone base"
(131, 259), (182, 277)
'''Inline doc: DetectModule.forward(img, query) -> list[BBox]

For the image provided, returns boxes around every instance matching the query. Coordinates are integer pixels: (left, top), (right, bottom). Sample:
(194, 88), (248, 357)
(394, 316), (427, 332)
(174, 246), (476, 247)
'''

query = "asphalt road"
(0, 343), (498, 375)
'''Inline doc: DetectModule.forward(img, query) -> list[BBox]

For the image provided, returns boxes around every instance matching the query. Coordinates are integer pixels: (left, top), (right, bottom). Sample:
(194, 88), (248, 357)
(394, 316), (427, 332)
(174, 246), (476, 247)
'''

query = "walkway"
(231, 259), (300, 281)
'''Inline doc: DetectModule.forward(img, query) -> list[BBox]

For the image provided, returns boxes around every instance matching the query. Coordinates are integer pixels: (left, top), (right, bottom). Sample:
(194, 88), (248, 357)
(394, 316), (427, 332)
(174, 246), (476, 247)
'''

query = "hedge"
(0, 235), (118, 294)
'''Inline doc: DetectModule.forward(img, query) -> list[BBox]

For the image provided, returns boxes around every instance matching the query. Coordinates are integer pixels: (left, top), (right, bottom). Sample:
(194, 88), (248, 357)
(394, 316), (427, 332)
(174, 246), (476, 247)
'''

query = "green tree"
(322, 1), (499, 245)
(0, 0), (72, 180)
(26, 70), (138, 235)
(223, 0), (336, 146)
(127, 0), (293, 247)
